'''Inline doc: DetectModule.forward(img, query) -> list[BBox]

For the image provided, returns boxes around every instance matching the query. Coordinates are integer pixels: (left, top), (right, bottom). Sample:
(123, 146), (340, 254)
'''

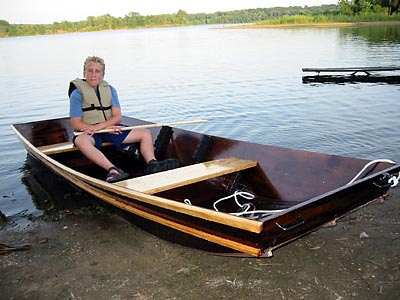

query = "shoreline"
(1, 187), (399, 299)
(2, 21), (400, 38)
(228, 21), (400, 29)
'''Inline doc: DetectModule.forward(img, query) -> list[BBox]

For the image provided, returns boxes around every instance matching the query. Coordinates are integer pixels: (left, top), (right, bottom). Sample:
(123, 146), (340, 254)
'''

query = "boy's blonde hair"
(83, 56), (105, 74)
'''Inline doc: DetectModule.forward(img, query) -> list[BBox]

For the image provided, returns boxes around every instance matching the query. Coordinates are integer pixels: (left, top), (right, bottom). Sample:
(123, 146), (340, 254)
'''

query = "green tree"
(339, 0), (354, 14)
(339, 0), (400, 15)
(0, 20), (10, 37)
(176, 10), (188, 24)
(383, 0), (400, 14)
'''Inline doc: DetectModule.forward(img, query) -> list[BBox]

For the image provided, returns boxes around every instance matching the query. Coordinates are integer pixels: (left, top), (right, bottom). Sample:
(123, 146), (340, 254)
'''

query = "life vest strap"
(82, 104), (112, 112)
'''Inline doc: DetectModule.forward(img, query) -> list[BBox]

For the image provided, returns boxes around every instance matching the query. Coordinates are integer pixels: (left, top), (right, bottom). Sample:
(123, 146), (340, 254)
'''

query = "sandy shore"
(1, 187), (399, 300)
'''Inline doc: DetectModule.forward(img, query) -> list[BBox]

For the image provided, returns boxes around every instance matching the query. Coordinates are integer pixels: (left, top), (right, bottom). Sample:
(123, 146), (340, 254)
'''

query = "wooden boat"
(302, 67), (400, 84)
(12, 116), (400, 257)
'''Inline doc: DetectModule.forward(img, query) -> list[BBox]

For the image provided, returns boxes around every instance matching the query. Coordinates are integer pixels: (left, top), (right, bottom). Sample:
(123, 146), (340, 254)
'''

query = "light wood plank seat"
(116, 157), (258, 194)
(38, 141), (113, 155)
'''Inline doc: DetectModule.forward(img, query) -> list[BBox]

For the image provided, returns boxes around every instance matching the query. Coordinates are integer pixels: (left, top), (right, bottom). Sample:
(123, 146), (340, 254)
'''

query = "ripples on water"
(0, 24), (399, 218)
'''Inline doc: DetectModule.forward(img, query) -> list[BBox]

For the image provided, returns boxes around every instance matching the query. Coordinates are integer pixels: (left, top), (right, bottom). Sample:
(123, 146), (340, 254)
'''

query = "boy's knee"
(142, 129), (153, 140)
(75, 135), (96, 148)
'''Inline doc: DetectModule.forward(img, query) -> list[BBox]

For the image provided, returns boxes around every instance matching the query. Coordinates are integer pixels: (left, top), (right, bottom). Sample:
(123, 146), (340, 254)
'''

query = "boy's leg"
(122, 129), (156, 163)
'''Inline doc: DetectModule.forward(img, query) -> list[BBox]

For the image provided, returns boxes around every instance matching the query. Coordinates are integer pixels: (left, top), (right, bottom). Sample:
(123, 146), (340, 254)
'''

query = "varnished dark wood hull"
(12, 116), (400, 257)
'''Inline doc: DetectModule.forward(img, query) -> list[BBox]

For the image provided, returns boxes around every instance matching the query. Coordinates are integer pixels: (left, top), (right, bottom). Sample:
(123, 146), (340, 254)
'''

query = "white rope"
(389, 173), (400, 187)
(183, 199), (192, 205)
(213, 190), (284, 218)
(183, 190), (284, 219)
(347, 159), (396, 185)
(213, 190), (254, 211)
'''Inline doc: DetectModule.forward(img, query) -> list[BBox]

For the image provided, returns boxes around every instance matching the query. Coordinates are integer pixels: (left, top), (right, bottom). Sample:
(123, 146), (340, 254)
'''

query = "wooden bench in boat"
(302, 67), (400, 76)
(38, 141), (113, 155)
(116, 157), (258, 194)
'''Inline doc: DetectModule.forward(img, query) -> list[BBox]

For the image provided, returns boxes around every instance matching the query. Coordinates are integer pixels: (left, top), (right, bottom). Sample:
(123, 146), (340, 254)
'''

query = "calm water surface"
(1, 24), (399, 222)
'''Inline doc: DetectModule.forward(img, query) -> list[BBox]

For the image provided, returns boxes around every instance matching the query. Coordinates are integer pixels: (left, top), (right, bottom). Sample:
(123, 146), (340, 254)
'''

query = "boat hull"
(12, 117), (400, 257)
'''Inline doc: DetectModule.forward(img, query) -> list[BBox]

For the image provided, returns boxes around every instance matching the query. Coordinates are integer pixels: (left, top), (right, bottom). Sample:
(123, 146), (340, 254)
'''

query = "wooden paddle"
(73, 119), (208, 136)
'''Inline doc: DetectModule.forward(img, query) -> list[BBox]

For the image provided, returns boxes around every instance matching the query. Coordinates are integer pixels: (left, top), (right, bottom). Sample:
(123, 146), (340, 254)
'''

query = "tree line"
(339, 0), (399, 15)
(0, 1), (399, 38)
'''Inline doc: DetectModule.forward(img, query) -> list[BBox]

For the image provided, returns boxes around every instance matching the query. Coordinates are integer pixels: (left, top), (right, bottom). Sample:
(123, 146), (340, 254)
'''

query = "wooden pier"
(302, 67), (400, 84)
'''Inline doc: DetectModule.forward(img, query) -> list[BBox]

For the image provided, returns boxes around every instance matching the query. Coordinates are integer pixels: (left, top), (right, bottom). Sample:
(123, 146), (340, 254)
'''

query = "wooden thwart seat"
(38, 142), (77, 154)
(116, 157), (258, 194)
(38, 141), (113, 155)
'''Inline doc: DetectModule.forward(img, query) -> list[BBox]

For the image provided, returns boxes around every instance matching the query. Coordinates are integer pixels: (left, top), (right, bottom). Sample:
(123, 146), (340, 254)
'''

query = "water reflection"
(20, 154), (95, 219)
(340, 24), (400, 44)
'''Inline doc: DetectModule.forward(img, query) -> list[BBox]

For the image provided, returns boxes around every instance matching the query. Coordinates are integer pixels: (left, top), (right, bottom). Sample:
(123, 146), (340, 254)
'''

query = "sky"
(0, 0), (338, 24)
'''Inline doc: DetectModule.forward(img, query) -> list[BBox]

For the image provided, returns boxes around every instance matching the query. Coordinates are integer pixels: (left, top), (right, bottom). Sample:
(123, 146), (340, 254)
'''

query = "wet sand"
(1, 187), (399, 300)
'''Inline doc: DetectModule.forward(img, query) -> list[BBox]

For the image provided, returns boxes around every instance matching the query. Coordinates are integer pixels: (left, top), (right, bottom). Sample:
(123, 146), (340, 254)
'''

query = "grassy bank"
(253, 13), (400, 26)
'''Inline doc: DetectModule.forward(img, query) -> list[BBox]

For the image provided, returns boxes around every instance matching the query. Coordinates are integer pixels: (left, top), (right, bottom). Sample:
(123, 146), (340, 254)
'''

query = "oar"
(73, 119), (207, 136)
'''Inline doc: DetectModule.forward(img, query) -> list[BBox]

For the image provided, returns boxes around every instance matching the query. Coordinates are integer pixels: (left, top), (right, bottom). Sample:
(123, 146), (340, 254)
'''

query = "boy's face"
(84, 61), (104, 88)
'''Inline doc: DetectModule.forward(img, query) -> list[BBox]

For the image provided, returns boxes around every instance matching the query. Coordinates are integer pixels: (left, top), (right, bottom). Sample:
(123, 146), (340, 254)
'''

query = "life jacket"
(69, 78), (112, 125)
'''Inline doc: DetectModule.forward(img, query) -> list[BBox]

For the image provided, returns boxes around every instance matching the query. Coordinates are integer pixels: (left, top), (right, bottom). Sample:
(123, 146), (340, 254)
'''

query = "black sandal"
(144, 158), (180, 175)
(106, 166), (129, 183)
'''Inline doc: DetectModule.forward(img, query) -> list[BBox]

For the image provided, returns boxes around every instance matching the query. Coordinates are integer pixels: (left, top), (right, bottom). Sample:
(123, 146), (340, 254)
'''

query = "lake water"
(1, 24), (399, 223)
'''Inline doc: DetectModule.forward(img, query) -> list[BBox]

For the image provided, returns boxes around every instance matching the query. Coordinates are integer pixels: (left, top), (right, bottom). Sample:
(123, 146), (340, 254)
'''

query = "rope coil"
(213, 190), (254, 212)
(184, 191), (284, 219)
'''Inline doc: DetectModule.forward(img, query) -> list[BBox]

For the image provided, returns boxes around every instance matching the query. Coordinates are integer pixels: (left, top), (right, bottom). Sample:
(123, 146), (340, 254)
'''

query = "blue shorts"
(73, 124), (130, 150)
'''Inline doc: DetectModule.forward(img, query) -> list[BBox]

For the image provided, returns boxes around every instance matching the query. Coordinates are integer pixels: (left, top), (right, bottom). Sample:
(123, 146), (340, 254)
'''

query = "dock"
(302, 66), (400, 84)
